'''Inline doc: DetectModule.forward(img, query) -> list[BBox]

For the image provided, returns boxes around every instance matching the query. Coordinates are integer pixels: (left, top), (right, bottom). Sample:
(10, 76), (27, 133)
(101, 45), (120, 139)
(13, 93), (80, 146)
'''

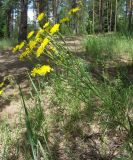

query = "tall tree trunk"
(72, 0), (78, 34)
(38, 0), (44, 13)
(0, 0), (2, 37)
(53, 0), (57, 22)
(106, 1), (109, 32)
(10, 10), (14, 38)
(7, 9), (12, 38)
(126, 0), (128, 19)
(128, 0), (133, 32)
(52, 0), (60, 23)
(33, 0), (38, 30)
(99, 0), (104, 32)
(92, 0), (95, 33)
(37, 0), (48, 26)
(114, 0), (117, 32)
(110, 0), (112, 31)
(18, 0), (28, 42)
(37, 0), (48, 16)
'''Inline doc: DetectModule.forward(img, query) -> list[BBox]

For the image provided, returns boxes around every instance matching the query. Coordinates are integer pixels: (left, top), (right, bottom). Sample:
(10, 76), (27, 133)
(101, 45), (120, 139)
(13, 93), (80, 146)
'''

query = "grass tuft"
(0, 39), (17, 50)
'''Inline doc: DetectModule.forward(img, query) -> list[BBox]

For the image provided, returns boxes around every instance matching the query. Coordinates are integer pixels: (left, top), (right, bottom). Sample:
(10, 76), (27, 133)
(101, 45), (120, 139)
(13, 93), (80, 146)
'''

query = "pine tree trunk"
(126, 0), (128, 19)
(128, 0), (133, 32)
(106, 1), (109, 32)
(37, 0), (48, 26)
(52, 0), (60, 23)
(110, 1), (112, 31)
(53, 0), (57, 23)
(99, 0), (104, 32)
(33, 0), (38, 30)
(18, 0), (28, 42)
(7, 9), (12, 38)
(72, 0), (78, 34)
(92, 0), (95, 33)
(114, 0), (117, 32)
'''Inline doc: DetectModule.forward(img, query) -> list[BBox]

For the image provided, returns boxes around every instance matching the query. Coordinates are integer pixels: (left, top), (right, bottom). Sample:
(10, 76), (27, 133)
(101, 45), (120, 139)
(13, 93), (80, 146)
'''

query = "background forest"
(0, 0), (133, 40)
(0, 0), (133, 160)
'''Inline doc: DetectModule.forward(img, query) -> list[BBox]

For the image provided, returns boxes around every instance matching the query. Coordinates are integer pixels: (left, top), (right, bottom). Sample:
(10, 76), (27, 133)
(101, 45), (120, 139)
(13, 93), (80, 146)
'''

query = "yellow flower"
(37, 13), (45, 21)
(68, 7), (80, 14)
(43, 22), (50, 29)
(12, 45), (19, 53)
(36, 37), (50, 57)
(35, 28), (44, 39)
(0, 90), (3, 95)
(50, 24), (60, 35)
(35, 37), (43, 43)
(19, 41), (25, 50)
(27, 31), (34, 39)
(28, 40), (36, 50)
(0, 82), (4, 88)
(19, 48), (30, 60)
(31, 65), (53, 77)
(36, 46), (44, 58)
(42, 38), (50, 47)
(60, 17), (70, 23)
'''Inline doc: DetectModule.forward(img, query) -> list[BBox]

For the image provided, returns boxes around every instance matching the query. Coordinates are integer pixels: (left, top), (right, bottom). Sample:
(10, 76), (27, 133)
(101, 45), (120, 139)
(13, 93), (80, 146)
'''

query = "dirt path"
(0, 50), (29, 123)
(0, 50), (28, 79)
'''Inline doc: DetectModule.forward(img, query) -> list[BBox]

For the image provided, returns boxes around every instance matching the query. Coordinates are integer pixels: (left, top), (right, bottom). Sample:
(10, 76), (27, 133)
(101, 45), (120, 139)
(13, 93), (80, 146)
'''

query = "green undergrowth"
(1, 34), (133, 159)
(84, 33), (133, 61)
(0, 39), (17, 50)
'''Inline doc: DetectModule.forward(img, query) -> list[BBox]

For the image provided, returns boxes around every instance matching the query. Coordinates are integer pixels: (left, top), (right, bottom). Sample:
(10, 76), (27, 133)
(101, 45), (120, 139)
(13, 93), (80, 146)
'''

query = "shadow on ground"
(0, 50), (31, 110)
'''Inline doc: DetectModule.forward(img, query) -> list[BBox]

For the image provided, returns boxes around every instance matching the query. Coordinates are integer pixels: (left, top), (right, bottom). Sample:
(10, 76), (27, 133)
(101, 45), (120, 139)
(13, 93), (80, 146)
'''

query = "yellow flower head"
(50, 24), (60, 35)
(19, 41), (25, 50)
(60, 17), (70, 23)
(28, 40), (37, 50)
(68, 7), (80, 14)
(0, 90), (3, 95)
(42, 37), (50, 47)
(35, 37), (43, 43)
(0, 82), (4, 88)
(19, 48), (30, 60)
(36, 46), (44, 58)
(27, 31), (34, 39)
(43, 22), (50, 29)
(12, 45), (19, 53)
(37, 13), (45, 21)
(31, 65), (53, 77)
(36, 37), (50, 57)
(35, 28), (44, 39)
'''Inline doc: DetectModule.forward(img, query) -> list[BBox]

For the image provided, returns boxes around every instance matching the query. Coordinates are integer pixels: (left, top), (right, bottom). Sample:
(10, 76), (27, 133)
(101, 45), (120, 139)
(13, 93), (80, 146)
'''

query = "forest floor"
(0, 35), (133, 159)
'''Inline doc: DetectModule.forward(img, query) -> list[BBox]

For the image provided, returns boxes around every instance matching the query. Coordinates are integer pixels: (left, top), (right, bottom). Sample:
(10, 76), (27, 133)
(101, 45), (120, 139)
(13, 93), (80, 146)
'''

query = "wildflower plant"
(0, 81), (4, 95)
(7, 2), (133, 159)
(12, 5), (81, 77)
(11, 5), (82, 160)
(37, 13), (45, 22)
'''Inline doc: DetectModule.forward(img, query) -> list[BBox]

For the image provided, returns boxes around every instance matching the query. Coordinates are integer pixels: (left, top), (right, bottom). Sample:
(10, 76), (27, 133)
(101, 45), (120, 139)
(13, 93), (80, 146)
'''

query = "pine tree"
(18, 0), (28, 42)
